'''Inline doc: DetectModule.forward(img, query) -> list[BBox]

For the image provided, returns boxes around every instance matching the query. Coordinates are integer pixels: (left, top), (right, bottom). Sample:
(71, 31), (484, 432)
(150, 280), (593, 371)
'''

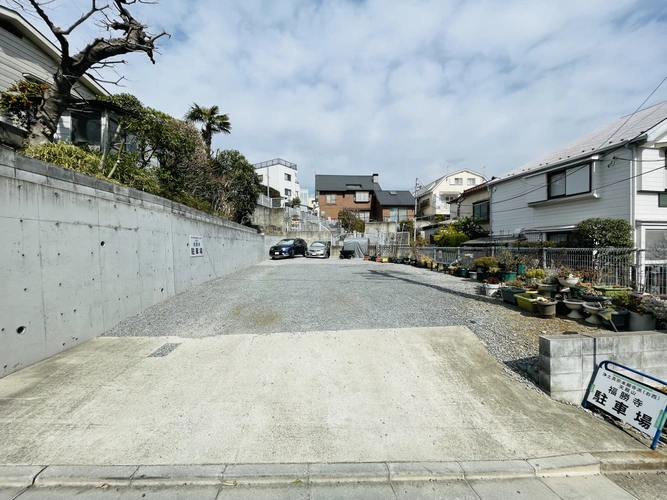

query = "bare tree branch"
(61, 0), (108, 35)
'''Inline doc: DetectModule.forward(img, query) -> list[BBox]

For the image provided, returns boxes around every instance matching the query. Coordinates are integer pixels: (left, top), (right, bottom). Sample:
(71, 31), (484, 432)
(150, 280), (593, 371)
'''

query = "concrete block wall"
(0, 147), (265, 378)
(539, 332), (667, 404)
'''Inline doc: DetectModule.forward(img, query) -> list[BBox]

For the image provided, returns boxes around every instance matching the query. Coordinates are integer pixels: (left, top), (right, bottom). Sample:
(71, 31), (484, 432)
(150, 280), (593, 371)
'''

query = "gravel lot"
(106, 258), (605, 382)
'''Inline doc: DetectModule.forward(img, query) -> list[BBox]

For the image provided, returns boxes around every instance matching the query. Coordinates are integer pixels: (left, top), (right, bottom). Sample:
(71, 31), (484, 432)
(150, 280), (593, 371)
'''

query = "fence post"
(636, 249), (645, 293)
(542, 248), (547, 270)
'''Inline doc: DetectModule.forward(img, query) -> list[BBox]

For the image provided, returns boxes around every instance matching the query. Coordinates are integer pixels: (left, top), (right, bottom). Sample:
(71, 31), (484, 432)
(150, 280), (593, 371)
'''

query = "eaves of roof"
(490, 100), (667, 186)
(0, 6), (109, 97)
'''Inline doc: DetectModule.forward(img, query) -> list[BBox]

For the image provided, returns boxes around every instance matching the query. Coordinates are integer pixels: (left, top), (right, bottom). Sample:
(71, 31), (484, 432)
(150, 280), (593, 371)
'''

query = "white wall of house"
(635, 139), (667, 250)
(490, 150), (633, 239)
(255, 164), (300, 201)
(418, 170), (486, 218)
(0, 17), (98, 101)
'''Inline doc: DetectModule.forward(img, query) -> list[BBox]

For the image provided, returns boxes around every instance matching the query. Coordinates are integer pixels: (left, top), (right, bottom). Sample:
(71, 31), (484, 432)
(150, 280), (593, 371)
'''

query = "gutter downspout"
(630, 143), (637, 246)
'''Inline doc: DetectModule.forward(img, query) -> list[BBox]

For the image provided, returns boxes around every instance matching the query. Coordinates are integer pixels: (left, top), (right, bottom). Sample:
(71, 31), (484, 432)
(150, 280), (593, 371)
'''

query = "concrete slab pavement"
(0, 327), (654, 466)
(3, 473), (663, 499)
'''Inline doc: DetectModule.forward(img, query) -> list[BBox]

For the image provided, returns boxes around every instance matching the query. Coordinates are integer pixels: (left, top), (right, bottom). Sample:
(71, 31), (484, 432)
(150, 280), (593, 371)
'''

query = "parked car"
(269, 238), (308, 259)
(306, 241), (331, 259)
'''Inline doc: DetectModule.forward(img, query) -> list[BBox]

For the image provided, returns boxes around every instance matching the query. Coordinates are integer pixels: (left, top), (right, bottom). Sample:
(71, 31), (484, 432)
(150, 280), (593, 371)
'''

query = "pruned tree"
(9, 0), (169, 145)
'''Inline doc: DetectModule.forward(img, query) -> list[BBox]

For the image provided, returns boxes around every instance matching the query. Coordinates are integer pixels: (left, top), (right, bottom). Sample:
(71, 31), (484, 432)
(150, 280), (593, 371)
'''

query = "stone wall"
(539, 332), (667, 404)
(0, 147), (265, 378)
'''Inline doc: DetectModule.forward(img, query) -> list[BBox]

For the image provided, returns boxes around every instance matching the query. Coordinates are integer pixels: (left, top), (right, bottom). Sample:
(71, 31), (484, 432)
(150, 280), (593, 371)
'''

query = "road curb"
(1, 452), (663, 488)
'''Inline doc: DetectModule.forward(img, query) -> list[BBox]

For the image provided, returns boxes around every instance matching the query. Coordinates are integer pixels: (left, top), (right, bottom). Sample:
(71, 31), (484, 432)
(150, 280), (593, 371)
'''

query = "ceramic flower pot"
(558, 276), (579, 286)
(628, 311), (656, 331)
(536, 300), (557, 318)
(500, 287), (526, 305)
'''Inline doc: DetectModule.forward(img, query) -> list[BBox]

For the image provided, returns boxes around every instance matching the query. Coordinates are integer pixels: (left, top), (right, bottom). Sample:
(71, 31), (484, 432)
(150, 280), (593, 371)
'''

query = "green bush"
(473, 256), (499, 269)
(570, 218), (634, 248)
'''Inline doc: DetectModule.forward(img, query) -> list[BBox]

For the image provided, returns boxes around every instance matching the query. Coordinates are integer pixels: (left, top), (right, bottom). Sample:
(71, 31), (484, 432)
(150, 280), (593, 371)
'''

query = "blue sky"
(20, 0), (667, 196)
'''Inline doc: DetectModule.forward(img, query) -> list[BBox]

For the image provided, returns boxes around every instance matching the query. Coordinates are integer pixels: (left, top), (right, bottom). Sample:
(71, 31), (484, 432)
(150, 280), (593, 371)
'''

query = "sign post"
(584, 361), (667, 449)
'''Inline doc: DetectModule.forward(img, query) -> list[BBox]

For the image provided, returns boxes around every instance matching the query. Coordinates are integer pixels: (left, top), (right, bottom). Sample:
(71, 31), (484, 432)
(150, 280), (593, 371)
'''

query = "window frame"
(452, 178), (463, 185)
(284, 173), (291, 182)
(472, 200), (489, 222)
(659, 193), (667, 208)
(325, 194), (336, 204)
(354, 191), (369, 203)
(284, 188), (291, 197)
(548, 163), (591, 199)
(467, 178), (477, 186)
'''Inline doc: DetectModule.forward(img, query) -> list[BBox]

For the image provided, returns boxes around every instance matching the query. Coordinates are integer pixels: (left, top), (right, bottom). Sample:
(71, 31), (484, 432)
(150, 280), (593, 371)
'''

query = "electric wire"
(490, 75), (667, 206)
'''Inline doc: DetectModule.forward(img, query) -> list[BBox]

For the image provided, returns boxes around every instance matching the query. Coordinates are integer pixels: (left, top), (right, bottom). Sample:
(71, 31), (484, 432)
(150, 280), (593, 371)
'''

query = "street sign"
(189, 235), (204, 258)
(585, 363), (667, 448)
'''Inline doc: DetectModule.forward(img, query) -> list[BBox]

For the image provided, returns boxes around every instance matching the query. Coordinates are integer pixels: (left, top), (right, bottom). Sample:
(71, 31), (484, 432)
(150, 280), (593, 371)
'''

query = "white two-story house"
(253, 158), (301, 204)
(488, 100), (667, 252)
(416, 169), (487, 221)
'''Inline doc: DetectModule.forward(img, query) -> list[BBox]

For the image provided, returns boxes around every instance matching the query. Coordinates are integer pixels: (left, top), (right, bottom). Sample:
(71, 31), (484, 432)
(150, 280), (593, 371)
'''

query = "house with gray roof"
(488, 100), (667, 251)
(315, 173), (414, 222)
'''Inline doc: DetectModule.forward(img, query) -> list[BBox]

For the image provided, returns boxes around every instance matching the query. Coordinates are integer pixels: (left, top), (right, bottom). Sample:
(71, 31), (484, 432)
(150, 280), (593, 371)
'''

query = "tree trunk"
(29, 72), (73, 144)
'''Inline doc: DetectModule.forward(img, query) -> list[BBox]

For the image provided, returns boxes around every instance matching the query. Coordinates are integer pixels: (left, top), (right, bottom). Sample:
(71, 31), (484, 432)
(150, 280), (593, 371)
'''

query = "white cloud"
(20, 0), (667, 194)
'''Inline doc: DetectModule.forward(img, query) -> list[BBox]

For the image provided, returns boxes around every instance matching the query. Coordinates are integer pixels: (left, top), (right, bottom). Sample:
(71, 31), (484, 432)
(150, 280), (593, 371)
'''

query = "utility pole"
(413, 177), (421, 244)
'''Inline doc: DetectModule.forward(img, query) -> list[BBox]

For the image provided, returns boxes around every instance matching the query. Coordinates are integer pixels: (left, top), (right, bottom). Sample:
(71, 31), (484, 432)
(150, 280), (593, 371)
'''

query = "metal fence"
(335, 232), (410, 248)
(373, 244), (667, 293)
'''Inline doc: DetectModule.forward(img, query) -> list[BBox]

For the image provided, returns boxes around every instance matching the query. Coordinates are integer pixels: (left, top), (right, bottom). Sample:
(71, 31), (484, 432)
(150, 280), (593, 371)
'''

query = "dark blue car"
(269, 238), (308, 259)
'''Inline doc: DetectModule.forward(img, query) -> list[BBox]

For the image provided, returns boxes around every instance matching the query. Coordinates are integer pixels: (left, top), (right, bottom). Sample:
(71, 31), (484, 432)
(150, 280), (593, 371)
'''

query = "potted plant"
(484, 276), (501, 296)
(499, 250), (518, 282)
(524, 268), (545, 286)
(474, 256), (499, 281)
(592, 285), (633, 297)
(557, 266), (580, 287)
(598, 292), (630, 330)
(627, 294), (659, 331)
(516, 256), (526, 276)
(580, 287), (611, 303)
(537, 270), (559, 296)
(499, 279), (526, 305)
(535, 296), (557, 318)
(515, 292), (539, 313)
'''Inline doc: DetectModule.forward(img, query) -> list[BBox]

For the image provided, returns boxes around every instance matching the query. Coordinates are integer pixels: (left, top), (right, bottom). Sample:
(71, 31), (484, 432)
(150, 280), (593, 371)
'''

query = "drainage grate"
(148, 343), (181, 357)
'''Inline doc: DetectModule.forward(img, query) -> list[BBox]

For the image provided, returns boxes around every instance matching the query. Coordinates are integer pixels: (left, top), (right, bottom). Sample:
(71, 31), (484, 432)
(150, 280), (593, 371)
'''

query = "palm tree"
(184, 104), (232, 156)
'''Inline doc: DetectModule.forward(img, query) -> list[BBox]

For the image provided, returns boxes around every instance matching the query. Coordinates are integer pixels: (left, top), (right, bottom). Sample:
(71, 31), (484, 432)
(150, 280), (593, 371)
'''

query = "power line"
(490, 160), (667, 215)
(490, 75), (667, 207)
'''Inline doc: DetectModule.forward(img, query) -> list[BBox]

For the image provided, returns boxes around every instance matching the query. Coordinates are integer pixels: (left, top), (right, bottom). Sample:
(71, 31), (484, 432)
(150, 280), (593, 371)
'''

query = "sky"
(18, 0), (667, 196)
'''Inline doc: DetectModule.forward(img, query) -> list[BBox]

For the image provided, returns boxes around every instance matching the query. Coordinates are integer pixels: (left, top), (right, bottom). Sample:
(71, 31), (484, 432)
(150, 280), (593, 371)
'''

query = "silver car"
(306, 241), (331, 259)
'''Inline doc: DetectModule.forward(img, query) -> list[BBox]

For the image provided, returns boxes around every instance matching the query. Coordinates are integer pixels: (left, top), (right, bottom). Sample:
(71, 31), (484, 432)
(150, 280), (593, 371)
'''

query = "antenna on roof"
(483, 165), (487, 178)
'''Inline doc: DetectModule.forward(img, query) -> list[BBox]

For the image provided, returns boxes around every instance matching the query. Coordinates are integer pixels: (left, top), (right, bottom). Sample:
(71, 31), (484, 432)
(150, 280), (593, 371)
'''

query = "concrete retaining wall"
(0, 147), (265, 378)
(539, 332), (667, 404)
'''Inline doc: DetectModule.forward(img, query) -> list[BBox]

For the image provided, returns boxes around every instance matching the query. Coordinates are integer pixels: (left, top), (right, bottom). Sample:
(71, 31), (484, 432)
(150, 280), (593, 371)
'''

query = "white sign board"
(189, 235), (204, 258)
(586, 366), (667, 437)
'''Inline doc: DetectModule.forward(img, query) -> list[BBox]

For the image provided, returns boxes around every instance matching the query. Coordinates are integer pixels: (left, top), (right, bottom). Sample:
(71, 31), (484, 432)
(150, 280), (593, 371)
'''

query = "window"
(473, 200), (489, 222)
(354, 191), (369, 202)
(326, 194), (336, 204)
(285, 188), (291, 197)
(440, 194), (456, 205)
(71, 112), (101, 145)
(467, 178), (477, 186)
(548, 233), (570, 244)
(285, 173), (291, 181)
(659, 193), (667, 207)
(451, 178), (463, 185)
(548, 164), (590, 199)
(388, 208), (408, 222)
(358, 211), (370, 222)
(258, 174), (263, 182)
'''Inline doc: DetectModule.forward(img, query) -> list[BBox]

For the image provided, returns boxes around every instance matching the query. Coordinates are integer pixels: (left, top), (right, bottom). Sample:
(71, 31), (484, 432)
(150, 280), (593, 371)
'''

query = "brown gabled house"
(315, 173), (414, 222)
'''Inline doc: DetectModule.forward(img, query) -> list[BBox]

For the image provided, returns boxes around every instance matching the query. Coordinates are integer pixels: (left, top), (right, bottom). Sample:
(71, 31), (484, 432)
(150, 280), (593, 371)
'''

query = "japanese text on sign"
(586, 366), (667, 437)
(189, 235), (204, 258)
